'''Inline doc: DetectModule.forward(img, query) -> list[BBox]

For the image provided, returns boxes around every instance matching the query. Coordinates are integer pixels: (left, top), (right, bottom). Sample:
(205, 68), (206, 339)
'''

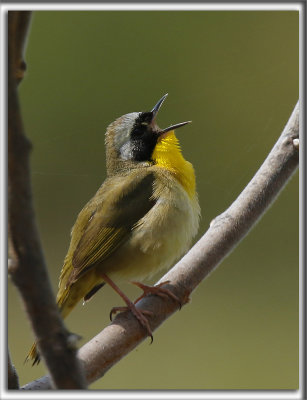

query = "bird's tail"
(25, 342), (40, 365)
(25, 276), (104, 365)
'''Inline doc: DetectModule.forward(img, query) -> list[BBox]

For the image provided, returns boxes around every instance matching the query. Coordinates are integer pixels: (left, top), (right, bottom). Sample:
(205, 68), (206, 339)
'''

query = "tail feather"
(25, 288), (76, 365)
(25, 342), (40, 365)
(25, 275), (103, 365)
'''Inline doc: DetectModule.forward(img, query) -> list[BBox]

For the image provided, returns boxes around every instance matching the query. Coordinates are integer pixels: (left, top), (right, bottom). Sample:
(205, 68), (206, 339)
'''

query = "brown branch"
(8, 351), (19, 389)
(21, 102), (299, 390)
(8, 11), (86, 389)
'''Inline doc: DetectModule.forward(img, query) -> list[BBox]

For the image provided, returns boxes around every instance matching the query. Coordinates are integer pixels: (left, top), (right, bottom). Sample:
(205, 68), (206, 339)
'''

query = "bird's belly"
(99, 190), (200, 283)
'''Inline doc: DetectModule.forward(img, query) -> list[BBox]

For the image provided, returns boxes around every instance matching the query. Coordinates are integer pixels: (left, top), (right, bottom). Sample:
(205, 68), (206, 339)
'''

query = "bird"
(26, 94), (200, 364)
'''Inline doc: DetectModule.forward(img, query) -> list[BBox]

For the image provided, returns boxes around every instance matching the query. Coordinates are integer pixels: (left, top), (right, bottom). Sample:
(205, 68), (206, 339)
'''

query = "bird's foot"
(131, 280), (182, 309)
(110, 301), (154, 342)
(102, 273), (154, 340)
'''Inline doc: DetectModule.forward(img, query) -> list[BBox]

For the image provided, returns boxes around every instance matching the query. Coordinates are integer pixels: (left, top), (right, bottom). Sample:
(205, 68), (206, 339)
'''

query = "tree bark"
(8, 11), (87, 390)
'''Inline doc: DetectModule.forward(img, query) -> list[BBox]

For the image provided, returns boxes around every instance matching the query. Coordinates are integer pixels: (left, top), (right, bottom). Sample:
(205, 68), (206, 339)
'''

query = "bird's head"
(105, 94), (191, 175)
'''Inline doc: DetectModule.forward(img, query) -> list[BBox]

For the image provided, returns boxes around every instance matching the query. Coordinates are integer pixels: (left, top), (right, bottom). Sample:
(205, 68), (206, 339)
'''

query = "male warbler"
(27, 94), (200, 364)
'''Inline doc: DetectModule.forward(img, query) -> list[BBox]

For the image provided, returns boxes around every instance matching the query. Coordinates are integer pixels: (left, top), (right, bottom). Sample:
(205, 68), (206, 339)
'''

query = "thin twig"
(8, 11), (86, 389)
(21, 102), (299, 390)
(8, 351), (19, 390)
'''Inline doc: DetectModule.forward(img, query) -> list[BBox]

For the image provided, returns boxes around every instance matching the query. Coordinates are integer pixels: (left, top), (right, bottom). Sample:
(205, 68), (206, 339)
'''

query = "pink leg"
(132, 280), (182, 308)
(101, 273), (154, 342)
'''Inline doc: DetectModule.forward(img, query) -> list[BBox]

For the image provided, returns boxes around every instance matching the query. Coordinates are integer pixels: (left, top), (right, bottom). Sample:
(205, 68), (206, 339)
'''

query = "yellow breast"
(151, 131), (196, 198)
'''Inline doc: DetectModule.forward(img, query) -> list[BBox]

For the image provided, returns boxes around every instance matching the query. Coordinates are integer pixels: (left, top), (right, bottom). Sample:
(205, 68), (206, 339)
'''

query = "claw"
(110, 304), (154, 341)
(101, 274), (156, 343)
(131, 280), (182, 309)
(110, 306), (128, 321)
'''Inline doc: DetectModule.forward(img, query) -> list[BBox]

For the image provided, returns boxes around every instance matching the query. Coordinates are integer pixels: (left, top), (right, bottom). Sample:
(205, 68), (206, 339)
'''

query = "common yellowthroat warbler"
(26, 94), (200, 364)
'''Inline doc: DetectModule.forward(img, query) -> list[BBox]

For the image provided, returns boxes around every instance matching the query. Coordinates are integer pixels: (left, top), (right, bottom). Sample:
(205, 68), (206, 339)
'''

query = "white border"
(0, 3), (302, 11)
(1, 391), (304, 400)
(298, 3), (305, 400)
(1, 2), (303, 400)
(0, 1), (7, 398)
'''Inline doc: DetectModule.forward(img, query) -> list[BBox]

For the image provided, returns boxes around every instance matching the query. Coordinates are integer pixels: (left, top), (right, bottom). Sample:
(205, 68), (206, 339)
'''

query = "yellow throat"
(152, 131), (196, 198)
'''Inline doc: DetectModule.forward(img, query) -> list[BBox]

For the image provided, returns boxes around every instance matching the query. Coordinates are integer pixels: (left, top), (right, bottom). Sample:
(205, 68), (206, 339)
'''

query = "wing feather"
(65, 171), (155, 285)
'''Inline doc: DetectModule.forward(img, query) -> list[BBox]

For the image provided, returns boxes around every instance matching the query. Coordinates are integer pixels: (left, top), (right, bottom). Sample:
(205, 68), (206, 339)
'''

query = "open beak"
(151, 93), (168, 119)
(151, 94), (191, 136)
(160, 120), (191, 134)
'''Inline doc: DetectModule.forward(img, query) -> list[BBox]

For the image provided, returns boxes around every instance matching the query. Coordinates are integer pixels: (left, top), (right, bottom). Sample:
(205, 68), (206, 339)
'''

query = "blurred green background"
(8, 11), (299, 390)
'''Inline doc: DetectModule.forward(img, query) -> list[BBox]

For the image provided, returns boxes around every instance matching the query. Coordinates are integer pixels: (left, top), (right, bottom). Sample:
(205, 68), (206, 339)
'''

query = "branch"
(8, 351), (19, 389)
(21, 102), (299, 390)
(8, 11), (86, 389)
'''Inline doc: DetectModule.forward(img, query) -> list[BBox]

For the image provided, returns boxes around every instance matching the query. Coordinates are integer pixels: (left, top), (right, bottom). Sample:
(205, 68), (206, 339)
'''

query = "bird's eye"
(132, 127), (144, 137)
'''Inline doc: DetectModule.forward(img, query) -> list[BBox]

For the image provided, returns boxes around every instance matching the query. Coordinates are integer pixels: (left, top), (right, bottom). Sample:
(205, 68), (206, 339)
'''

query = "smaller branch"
(7, 11), (31, 85)
(8, 11), (86, 389)
(8, 351), (19, 389)
(22, 101), (299, 390)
